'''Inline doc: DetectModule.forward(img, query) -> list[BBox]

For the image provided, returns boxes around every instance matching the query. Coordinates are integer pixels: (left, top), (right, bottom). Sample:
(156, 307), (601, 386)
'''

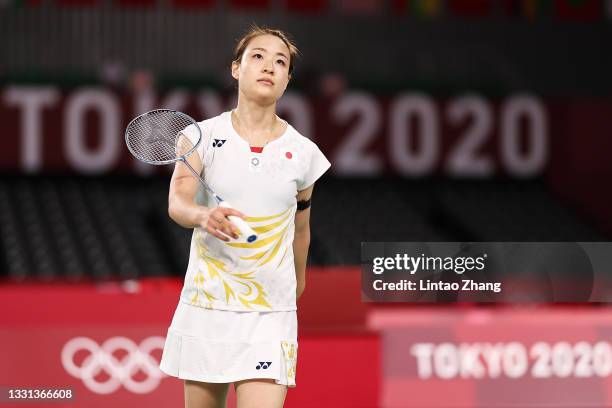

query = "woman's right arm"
(168, 148), (244, 241)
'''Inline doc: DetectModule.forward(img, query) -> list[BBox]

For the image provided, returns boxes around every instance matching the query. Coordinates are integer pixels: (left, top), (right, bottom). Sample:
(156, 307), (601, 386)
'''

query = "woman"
(159, 26), (331, 408)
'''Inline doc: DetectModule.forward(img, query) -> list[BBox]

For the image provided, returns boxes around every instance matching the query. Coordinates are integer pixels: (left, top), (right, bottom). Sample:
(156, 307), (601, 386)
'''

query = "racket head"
(125, 109), (201, 165)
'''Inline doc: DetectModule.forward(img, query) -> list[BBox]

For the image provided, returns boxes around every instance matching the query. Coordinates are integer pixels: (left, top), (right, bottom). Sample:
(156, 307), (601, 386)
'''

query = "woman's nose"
(263, 60), (274, 73)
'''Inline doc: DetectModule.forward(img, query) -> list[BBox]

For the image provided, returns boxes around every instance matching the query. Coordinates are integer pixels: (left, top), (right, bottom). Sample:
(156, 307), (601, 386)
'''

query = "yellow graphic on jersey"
(229, 207), (291, 269)
(244, 207), (291, 223)
(191, 206), (292, 310)
(192, 239), (272, 310)
(189, 267), (217, 306)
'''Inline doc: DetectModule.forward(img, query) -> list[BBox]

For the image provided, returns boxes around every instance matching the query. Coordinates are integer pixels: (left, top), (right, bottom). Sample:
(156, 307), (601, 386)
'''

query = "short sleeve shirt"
(178, 111), (331, 311)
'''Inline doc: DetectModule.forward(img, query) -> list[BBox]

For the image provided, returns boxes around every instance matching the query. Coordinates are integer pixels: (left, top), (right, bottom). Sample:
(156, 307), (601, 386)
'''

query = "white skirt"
(159, 301), (298, 387)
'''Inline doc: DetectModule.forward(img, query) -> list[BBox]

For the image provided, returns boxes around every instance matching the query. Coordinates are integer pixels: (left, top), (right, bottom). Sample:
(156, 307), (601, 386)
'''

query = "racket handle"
(219, 202), (258, 243)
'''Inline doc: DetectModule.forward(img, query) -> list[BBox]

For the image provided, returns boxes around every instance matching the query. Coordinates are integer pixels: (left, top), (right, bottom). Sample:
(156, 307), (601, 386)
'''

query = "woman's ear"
(231, 61), (240, 80)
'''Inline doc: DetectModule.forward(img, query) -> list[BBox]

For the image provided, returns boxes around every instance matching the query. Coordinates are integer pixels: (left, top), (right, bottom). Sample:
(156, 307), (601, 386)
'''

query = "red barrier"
(2, 269), (612, 407)
(0, 270), (380, 408)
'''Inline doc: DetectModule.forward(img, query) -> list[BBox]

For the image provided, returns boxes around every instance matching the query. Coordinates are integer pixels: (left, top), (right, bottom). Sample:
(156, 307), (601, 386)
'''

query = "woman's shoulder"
(285, 123), (320, 151)
(196, 111), (228, 130)
(187, 112), (230, 140)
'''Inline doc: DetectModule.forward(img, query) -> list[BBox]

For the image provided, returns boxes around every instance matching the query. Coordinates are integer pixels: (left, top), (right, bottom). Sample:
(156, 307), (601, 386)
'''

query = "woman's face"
(232, 34), (291, 104)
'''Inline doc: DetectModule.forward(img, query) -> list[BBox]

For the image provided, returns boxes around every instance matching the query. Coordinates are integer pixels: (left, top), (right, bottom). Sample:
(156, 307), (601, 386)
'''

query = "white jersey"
(177, 111), (331, 312)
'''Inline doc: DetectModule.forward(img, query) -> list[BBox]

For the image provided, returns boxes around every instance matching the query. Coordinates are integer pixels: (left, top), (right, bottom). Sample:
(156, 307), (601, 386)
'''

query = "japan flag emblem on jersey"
(282, 150), (296, 161)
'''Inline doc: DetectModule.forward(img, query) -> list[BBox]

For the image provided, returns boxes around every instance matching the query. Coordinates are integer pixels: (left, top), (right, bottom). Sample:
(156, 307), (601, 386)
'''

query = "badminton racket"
(125, 109), (258, 243)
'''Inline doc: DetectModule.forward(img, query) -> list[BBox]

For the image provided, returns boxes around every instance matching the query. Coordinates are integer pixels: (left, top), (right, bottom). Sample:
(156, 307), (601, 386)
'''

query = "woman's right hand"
(199, 206), (247, 242)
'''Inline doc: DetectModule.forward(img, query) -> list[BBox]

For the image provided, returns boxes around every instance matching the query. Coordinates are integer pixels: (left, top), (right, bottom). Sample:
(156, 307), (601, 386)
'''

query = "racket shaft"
(180, 158), (219, 201)
(181, 158), (258, 241)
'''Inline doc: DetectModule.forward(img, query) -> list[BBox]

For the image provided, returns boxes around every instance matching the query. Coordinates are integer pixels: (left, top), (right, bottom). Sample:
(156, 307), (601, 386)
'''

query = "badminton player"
(159, 25), (331, 408)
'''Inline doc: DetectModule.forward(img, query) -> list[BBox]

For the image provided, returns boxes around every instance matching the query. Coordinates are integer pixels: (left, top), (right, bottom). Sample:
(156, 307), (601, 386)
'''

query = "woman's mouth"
(257, 79), (274, 86)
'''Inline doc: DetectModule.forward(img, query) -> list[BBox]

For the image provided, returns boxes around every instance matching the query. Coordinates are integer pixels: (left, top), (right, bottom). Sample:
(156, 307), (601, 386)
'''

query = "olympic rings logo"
(61, 336), (166, 394)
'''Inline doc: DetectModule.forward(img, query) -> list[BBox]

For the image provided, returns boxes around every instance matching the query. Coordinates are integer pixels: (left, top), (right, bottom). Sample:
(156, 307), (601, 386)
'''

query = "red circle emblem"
(285, 152), (293, 159)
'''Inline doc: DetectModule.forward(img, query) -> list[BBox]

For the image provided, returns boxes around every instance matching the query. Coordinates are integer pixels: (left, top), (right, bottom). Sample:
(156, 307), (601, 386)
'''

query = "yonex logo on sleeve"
(256, 361), (272, 370)
(212, 139), (226, 148)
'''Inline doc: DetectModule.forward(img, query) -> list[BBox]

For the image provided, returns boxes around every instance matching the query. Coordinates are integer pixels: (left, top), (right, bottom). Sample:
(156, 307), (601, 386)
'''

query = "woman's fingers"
(222, 221), (239, 240)
(206, 214), (231, 241)
(211, 210), (239, 240)
(227, 220), (241, 238)
(206, 225), (229, 242)
(202, 207), (246, 241)
(219, 209), (243, 238)
(227, 208), (247, 220)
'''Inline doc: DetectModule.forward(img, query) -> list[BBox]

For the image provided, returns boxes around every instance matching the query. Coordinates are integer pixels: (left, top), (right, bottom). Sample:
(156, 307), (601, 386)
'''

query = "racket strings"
(125, 110), (197, 164)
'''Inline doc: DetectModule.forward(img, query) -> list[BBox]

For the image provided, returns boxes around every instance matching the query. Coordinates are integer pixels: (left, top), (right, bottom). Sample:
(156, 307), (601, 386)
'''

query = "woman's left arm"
(294, 184), (315, 300)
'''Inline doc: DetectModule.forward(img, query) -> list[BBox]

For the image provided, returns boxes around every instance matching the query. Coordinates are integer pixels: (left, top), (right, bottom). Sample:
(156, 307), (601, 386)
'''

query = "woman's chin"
(246, 88), (281, 104)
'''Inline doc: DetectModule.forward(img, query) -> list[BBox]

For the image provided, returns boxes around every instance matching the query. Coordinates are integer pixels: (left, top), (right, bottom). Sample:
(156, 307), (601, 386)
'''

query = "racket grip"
(218, 202), (257, 243)
(228, 215), (258, 243)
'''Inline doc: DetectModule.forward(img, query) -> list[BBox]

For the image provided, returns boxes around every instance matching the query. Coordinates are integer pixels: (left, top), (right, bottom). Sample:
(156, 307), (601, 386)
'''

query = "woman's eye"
(253, 54), (262, 59)
(276, 60), (286, 65)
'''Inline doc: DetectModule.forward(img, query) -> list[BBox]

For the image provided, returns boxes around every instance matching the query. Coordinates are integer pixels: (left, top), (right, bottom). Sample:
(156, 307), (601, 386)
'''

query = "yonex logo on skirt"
(256, 361), (272, 370)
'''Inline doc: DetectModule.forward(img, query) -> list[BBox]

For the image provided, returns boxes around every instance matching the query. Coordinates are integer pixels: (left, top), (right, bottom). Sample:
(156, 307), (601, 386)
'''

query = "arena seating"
(0, 176), (604, 280)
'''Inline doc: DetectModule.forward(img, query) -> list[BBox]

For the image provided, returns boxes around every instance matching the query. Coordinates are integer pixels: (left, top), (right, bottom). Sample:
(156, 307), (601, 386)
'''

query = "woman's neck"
(232, 96), (285, 146)
(233, 97), (278, 133)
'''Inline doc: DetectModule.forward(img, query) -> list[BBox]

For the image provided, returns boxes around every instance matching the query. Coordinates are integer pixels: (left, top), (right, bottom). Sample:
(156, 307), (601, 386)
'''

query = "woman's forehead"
(246, 34), (290, 56)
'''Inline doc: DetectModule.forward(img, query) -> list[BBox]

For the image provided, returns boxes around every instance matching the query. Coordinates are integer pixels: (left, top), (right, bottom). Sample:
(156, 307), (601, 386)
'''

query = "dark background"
(1, 0), (611, 281)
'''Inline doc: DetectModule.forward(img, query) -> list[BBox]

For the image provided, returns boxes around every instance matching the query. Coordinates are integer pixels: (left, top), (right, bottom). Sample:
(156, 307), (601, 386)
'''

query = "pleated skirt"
(159, 301), (298, 387)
